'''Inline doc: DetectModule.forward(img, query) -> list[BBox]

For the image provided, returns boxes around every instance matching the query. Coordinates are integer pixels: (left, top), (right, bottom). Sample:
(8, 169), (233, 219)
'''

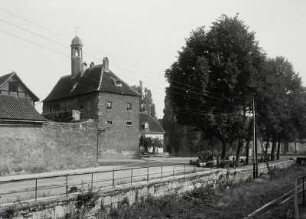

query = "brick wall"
(97, 92), (140, 159)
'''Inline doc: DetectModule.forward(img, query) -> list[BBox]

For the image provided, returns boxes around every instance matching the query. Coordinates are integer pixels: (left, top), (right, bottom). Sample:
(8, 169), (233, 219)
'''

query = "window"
(127, 103), (132, 111)
(141, 122), (149, 131)
(111, 77), (122, 87)
(106, 120), (113, 125)
(18, 92), (25, 98)
(114, 80), (122, 87)
(106, 101), (112, 110)
(9, 82), (18, 92)
(0, 90), (8, 95)
(126, 120), (133, 126)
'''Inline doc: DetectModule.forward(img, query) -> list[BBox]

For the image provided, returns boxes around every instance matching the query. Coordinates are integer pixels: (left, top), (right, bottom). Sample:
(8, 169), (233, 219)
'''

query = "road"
(0, 156), (294, 205)
(0, 157), (199, 205)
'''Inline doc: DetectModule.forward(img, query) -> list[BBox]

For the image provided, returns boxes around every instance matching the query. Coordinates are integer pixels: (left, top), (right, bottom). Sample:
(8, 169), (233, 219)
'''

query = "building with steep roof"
(0, 72), (44, 125)
(139, 112), (165, 154)
(43, 36), (140, 159)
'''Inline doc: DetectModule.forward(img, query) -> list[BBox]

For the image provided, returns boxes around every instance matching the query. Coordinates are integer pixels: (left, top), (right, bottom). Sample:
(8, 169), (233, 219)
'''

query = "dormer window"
(141, 122), (149, 131)
(111, 77), (122, 87)
(115, 81), (122, 87)
(126, 120), (133, 126)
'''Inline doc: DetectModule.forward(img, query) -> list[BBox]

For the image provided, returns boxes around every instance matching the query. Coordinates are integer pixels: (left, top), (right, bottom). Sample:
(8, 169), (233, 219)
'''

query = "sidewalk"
(0, 158), (147, 182)
(0, 156), (295, 183)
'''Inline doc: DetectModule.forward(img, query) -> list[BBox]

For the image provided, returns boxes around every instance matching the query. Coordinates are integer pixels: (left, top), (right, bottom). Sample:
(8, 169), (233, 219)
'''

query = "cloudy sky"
(0, 0), (305, 118)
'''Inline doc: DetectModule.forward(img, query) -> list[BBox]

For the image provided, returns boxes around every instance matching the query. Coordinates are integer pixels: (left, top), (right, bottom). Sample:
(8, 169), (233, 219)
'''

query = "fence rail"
(294, 175), (306, 219)
(0, 160), (293, 206)
(0, 163), (200, 205)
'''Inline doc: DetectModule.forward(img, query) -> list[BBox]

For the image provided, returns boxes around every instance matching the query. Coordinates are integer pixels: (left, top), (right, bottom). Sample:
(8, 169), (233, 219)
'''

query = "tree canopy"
(164, 14), (306, 160)
(132, 81), (157, 118)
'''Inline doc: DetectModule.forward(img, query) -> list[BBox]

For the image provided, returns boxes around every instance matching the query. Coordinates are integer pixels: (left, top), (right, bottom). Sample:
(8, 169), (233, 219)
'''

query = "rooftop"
(139, 112), (165, 134)
(0, 95), (45, 122)
(44, 64), (139, 102)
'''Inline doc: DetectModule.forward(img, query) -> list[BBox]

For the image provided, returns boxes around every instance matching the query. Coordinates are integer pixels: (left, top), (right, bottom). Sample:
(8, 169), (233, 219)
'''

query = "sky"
(0, 0), (306, 118)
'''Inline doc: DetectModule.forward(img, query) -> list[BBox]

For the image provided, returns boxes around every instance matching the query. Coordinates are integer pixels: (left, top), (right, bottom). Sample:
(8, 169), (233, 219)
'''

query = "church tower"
(71, 36), (83, 77)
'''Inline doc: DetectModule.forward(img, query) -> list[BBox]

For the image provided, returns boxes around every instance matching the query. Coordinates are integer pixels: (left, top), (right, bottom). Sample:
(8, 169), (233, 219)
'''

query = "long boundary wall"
(0, 160), (294, 219)
(0, 119), (140, 176)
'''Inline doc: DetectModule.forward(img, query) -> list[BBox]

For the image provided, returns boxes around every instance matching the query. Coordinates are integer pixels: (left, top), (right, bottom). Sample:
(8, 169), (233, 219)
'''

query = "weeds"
(106, 164), (305, 219)
(0, 205), (17, 219)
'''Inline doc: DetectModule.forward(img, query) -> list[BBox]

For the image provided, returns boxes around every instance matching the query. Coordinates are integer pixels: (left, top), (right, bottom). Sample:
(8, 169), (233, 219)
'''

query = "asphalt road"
(0, 157), (200, 204)
(0, 156), (295, 205)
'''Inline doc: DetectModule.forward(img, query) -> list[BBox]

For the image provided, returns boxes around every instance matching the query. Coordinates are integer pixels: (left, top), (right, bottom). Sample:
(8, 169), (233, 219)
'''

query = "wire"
(0, 13), (245, 104)
(40, 74), (241, 117)
(0, 9), (222, 99)
(0, 17), (66, 47)
(0, 15), (247, 116)
(0, 28), (70, 58)
(0, 7), (61, 36)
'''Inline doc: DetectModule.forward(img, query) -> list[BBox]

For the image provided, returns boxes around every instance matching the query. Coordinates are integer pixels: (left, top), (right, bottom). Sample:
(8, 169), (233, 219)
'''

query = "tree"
(165, 15), (264, 160)
(256, 57), (304, 160)
(131, 81), (157, 118)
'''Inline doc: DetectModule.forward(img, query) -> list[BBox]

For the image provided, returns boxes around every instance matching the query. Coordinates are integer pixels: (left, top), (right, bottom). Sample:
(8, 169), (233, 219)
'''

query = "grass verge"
(105, 164), (306, 219)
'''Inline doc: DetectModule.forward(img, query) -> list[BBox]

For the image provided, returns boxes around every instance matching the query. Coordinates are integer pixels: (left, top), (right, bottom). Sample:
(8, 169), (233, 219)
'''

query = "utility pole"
(252, 95), (258, 178)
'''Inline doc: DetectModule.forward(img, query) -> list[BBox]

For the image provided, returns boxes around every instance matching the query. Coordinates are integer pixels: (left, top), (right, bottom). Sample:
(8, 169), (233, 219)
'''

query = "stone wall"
(0, 120), (97, 175)
(0, 106), (141, 176)
(0, 160), (294, 218)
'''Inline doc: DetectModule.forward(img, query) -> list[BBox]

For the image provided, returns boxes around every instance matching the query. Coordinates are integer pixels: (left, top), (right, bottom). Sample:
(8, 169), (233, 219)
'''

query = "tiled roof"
(139, 112), (165, 134)
(0, 95), (45, 122)
(0, 73), (13, 87)
(0, 72), (39, 102)
(44, 65), (139, 102)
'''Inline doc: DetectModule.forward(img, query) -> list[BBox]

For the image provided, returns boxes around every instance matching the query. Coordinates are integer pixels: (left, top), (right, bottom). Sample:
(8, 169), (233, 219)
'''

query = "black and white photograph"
(0, 0), (305, 218)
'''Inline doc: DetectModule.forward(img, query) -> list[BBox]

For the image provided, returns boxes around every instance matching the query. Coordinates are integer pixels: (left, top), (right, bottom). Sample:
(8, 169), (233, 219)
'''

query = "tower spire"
(71, 35), (83, 77)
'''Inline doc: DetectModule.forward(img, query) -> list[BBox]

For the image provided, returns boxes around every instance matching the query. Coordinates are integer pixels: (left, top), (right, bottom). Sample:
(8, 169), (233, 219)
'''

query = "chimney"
(81, 62), (87, 75)
(89, 62), (95, 69)
(103, 57), (109, 72)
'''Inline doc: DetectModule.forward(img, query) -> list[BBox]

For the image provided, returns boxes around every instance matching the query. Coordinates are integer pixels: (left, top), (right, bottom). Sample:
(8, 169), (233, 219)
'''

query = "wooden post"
(295, 178), (300, 219)
(112, 170), (115, 188)
(65, 175), (68, 196)
(35, 178), (38, 201)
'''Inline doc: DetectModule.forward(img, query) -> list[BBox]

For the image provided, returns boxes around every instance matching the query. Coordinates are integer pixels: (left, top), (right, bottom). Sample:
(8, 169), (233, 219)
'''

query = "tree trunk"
(236, 138), (243, 167)
(276, 136), (281, 160)
(245, 118), (253, 165)
(271, 137), (276, 161)
(265, 138), (269, 161)
(245, 140), (250, 165)
(284, 141), (288, 155)
(221, 140), (227, 160)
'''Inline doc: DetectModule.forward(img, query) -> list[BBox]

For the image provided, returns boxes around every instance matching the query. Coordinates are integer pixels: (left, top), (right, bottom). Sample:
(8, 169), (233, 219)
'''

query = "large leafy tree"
(256, 57), (304, 160)
(165, 15), (264, 159)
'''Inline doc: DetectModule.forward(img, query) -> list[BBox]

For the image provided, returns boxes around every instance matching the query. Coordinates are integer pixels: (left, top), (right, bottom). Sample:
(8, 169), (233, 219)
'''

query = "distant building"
(139, 112), (165, 154)
(0, 72), (45, 125)
(43, 36), (140, 159)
